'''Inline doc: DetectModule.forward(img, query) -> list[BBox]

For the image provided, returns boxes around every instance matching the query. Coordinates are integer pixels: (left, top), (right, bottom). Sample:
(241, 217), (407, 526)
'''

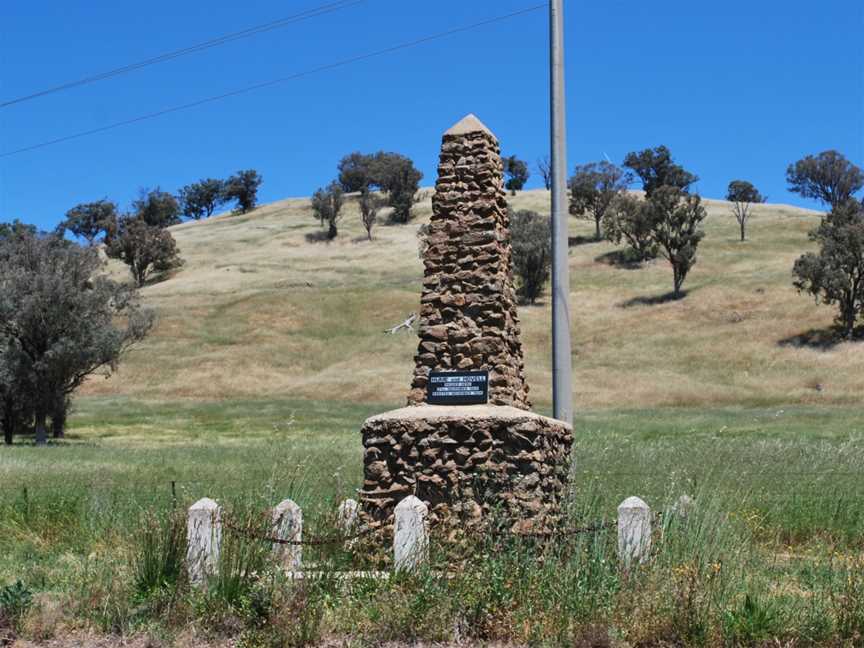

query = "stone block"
(618, 496), (652, 567)
(187, 497), (221, 587)
(394, 496), (428, 571)
(272, 498), (302, 571)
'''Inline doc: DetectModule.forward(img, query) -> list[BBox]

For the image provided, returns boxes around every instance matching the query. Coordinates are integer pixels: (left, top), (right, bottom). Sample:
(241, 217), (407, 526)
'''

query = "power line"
(0, 4), (546, 158)
(0, 0), (366, 109)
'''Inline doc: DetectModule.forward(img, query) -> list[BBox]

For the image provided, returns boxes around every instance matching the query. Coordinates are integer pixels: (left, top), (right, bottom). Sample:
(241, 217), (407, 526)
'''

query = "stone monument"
(359, 115), (573, 531)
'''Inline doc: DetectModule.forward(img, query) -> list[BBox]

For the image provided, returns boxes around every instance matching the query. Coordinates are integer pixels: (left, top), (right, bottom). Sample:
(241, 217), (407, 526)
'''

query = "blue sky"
(1, 0), (862, 230)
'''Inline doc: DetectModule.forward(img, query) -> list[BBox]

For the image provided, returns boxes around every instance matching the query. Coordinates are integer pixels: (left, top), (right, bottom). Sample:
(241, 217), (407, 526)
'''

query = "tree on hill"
(359, 188), (381, 241)
(623, 146), (698, 197)
(0, 232), (153, 444)
(0, 220), (37, 242)
(107, 217), (183, 286)
(179, 179), (226, 220)
(338, 152), (375, 193)
(311, 182), (345, 240)
(224, 170), (263, 213)
(538, 156), (552, 190)
(793, 199), (864, 339)
(503, 155), (530, 195)
(58, 200), (118, 245)
(374, 153), (423, 223)
(603, 194), (658, 262)
(786, 151), (864, 210)
(726, 180), (766, 242)
(645, 186), (707, 297)
(133, 188), (182, 228)
(510, 209), (551, 304)
(335, 152), (422, 223)
(569, 161), (630, 240)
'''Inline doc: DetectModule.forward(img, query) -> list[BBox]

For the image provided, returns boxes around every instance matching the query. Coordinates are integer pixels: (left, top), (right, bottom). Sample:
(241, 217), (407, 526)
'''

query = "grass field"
(1, 190), (863, 645)
(1, 399), (863, 645)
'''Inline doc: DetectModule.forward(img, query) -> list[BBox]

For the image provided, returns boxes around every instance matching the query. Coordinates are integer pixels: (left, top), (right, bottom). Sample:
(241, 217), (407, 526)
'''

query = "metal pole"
(550, 0), (573, 426)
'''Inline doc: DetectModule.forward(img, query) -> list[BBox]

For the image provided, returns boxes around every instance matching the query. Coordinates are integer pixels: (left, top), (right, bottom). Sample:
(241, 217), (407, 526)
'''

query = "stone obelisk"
(359, 115), (573, 529)
(408, 114), (530, 410)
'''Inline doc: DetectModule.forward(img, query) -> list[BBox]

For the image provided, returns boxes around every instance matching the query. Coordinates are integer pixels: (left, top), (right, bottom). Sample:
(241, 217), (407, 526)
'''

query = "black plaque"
(427, 370), (489, 405)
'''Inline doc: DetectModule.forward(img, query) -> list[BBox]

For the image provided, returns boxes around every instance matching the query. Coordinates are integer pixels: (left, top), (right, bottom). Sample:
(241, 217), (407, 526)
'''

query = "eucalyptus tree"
(623, 145), (698, 197)
(644, 186), (707, 297)
(726, 180), (765, 241)
(570, 161), (630, 240)
(223, 170), (263, 213)
(787, 151), (863, 209)
(794, 199), (864, 339)
(0, 232), (153, 444)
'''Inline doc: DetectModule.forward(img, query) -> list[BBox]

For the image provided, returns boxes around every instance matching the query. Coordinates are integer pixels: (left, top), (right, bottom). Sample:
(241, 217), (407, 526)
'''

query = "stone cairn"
(359, 115), (573, 531)
(407, 114), (530, 410)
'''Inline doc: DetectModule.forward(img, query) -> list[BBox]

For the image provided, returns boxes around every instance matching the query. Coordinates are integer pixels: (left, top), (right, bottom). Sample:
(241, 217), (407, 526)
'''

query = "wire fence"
(4, 468), (864, 494)
(223, 516), (382, 548)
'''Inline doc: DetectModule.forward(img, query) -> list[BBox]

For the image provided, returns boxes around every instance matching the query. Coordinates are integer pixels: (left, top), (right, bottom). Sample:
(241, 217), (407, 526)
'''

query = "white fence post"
(618, 496), (651, 567)
(338, 498), (359, 533)
(187, 497), (222, 587)
(393, 496), (428, 571)
(272, 498), (302, 571)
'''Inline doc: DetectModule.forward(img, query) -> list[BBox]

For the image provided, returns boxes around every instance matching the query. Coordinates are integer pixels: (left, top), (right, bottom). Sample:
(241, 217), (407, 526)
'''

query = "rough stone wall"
(360, 407), (572, 530)
(408, 115), (530, 409)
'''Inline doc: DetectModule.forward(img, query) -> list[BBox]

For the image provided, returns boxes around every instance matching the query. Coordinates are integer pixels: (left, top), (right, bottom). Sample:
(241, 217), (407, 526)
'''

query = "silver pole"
(550, 0), (573, 426)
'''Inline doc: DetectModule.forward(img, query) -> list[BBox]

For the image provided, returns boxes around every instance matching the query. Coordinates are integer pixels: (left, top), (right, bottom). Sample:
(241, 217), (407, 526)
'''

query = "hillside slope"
(87, 190), (864, 409)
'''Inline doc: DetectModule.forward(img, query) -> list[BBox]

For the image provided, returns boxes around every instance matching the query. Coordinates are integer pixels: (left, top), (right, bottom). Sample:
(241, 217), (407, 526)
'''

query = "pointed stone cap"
(445, 113), (494, 137)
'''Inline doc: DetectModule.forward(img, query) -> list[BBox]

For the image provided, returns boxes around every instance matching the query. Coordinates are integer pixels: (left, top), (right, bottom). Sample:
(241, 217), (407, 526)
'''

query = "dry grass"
(86, 189), (864, 409)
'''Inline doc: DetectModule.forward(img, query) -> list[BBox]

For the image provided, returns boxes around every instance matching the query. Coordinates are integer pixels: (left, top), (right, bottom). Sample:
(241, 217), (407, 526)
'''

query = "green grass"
(1, 399), (861, 595)
(2, 398), (863, 645)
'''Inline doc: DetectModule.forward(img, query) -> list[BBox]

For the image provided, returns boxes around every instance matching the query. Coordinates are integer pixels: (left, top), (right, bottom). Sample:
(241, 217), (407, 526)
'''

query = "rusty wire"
(222, 517), (384, 547)
(223, 506), (635, 548)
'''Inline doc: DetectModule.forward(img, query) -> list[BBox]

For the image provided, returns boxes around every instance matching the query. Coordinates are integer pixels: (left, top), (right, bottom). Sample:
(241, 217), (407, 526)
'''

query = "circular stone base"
(359, 405), (573, 530)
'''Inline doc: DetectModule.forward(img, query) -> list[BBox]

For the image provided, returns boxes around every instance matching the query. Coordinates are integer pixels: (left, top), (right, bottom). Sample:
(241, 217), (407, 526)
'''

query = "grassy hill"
(87, 189), (862, 410)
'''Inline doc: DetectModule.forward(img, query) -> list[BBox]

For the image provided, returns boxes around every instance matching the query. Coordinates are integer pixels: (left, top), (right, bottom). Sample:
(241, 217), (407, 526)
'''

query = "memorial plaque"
(427, 370), (489, 405)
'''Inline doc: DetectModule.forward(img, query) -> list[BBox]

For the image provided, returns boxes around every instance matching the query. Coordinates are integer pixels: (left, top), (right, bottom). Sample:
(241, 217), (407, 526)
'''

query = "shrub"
(793, 199), (864, 339)
(0, 581), (33, 630)
(722, 594), (781, 645)
(510, 210), (551, 304)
